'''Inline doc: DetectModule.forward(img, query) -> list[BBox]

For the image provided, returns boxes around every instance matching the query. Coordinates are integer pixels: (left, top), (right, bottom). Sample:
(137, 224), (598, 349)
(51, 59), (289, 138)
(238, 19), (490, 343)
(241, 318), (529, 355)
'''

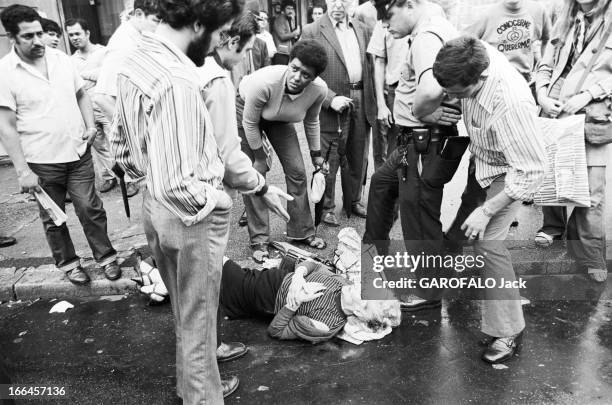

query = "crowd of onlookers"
(0, 0), (610, 402)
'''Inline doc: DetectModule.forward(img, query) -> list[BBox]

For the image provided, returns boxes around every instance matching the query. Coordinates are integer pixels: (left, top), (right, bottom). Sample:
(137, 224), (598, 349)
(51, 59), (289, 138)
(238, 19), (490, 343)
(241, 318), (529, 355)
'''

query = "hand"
(286, 272), (306, 308)
(330, 96), (353, 113)
(82, 127), (98, 146)
(18, 169), (41, 194)
(215, 189), (233, 210)
(460, 207), (492, 240)
(561, 92), (593, 115)
(420, 105), (461, 126)
(539, 96), (563, 118)
(312, 156), (324, 168)
(253, 158), (268, 175)
(262, 185), (294, 222)
(293, 26), (301, 37)
(295, 282), (326, 305)
(377, 103), (394, 128)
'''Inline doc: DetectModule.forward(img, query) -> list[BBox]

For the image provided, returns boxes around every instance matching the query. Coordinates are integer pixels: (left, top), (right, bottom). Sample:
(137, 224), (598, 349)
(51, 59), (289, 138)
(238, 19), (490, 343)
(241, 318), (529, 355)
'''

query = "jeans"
(539, 166), (607, 270)
(476, 176), (525, 337)
(320, 88), (370, 214)
(143, 190), (230, 404)
(28, 151), (117, 271)
(372, 85), (398, 170)
(239, 121), (315, 244)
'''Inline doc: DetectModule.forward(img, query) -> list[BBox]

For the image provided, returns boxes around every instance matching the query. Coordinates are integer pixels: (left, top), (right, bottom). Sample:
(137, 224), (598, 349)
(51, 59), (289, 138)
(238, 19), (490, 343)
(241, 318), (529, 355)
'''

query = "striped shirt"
(462, 43), (547, 201)
(270, 265), (349, 342)
(111, 32), (226, 226)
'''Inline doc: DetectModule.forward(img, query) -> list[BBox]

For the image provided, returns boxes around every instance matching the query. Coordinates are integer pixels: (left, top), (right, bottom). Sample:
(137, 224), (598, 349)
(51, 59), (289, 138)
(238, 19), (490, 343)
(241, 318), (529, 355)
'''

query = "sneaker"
(99, 178), (117, 193)
(399, 296), (442, 312)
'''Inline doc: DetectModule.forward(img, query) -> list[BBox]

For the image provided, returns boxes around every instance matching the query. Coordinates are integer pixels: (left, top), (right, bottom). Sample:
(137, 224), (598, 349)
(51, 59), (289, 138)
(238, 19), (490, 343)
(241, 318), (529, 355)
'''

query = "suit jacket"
(272, 13), (297, 55)
(302, 14), (376, 132)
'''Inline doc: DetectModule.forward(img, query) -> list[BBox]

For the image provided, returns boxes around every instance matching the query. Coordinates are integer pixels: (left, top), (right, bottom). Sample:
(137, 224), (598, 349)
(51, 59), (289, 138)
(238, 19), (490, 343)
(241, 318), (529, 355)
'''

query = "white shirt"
(257, 30), (277, 58)
(334, 19), (363, 83)
(0, 47), (87, 164)
(95, 22), (141, 98)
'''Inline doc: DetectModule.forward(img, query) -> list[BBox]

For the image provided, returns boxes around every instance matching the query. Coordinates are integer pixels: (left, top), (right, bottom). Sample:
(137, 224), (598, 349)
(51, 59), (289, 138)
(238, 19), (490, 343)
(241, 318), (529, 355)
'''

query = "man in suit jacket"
(302, 0), (376, 225)
(272, 0), (301, 65)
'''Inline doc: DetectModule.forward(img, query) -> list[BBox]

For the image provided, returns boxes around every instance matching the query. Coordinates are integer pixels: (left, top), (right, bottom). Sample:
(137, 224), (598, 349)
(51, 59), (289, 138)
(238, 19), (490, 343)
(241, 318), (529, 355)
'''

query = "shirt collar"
(9, 46), (54, 81)
(141, 31), (196, 69)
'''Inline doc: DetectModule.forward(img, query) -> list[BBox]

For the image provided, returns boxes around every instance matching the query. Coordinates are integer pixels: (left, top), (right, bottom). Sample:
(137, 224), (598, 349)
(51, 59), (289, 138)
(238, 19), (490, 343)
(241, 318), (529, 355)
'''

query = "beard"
(186, 32), (212, 67)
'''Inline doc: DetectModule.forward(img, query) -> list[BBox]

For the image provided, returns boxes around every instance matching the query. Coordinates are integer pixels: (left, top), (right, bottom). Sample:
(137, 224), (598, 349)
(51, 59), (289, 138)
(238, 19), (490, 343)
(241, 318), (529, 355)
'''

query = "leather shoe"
(0, 236), (16, 248)
(66, 266), (90, 285)
(322, 212), (339, 227)
(217, 341), (248, 363)
(126, 182), (139, 198)
(103, 261), (121, 281)
(222, 376), (239, 398)
(481, 332), (522, 364)
(99, 178), (117, 193)
(351, 203), (367, 218)
(238, 210), (248, 227)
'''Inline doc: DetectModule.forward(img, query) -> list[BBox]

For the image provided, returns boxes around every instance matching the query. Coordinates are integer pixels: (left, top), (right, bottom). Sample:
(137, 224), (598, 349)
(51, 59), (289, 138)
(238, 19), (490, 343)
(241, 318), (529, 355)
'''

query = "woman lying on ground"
(220, 256), (401, 343)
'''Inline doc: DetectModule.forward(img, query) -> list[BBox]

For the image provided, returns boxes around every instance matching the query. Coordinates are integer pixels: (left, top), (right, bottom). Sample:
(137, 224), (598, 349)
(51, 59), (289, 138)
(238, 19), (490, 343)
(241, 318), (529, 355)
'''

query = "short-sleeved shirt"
(394, 15), (459, 127)
(466, 0), (551, 75)
(94, 22), (141, 98)
(367, 21), (410, 86)
(71, 43), (106, 91)
(0, 47), (87, 164)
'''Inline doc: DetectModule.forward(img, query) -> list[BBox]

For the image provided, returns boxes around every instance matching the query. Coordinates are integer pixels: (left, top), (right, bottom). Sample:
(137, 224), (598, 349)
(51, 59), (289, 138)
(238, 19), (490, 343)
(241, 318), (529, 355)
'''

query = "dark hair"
(433, 36), (489, 88)
(0, 4), (41, 36)
(133, 0), (160, 17)
(281, 0), (296, 11)
(312, 1), (326, 12)
(158, 0), (244, 32)
(226, 12), (259, 52)
(290, 39), (328, 76)
(64, 17), (89, 32)
(41, 18), (62, 36)
(372, 0), (409, 20)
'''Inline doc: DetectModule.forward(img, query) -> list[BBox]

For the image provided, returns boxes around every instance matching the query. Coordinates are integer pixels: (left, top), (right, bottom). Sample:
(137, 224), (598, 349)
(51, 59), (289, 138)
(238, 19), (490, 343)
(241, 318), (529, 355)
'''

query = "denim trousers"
(320, 88), (370, 213)
(143, 190), (230, 404)
(372, 85), (398, 170)
(539, 166), (607, 270)
(239, 121), (315, 244)
(28, 151), (117, 271)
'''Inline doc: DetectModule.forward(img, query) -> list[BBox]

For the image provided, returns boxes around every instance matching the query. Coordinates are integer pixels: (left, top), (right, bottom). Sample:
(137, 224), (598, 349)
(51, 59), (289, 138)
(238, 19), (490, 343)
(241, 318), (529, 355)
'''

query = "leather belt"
(348, 81), (363, 90)
(397, 125), (458, 145)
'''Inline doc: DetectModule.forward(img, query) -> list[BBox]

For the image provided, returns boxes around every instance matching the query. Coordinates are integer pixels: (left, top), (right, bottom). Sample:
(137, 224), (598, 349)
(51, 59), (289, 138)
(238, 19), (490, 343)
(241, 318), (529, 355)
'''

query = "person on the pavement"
(533, 0), (611, 283)
(197, 10), (271, 370)
(93, 0), (161, 198)
(364, 0), (464, 310)
(221, 256), (401, 343)
(66, 18), (117, 194)
(40, 18), (62, 49)
(433, 36), (547, 364)
(301, 0), (375, 225)
(111, 0), (292, 401)
(239, 39), (329, 261)
(0, 5), (121, 285)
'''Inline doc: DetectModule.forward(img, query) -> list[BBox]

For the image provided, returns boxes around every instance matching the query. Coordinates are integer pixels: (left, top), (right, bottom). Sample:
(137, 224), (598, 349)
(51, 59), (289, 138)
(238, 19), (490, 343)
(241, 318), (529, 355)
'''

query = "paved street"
(2, 291), (612, 404)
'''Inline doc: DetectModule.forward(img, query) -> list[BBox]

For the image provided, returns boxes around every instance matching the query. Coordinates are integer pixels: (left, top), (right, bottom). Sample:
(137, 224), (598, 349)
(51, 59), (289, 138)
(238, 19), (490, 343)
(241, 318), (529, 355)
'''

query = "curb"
(0, 246), (610, 302)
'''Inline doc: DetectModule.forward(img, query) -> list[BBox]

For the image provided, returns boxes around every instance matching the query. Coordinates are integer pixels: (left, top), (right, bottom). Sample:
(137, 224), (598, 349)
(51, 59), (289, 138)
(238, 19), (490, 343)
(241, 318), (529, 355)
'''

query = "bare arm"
(0, 107), (40, 193)
(412, 33), (446, 119)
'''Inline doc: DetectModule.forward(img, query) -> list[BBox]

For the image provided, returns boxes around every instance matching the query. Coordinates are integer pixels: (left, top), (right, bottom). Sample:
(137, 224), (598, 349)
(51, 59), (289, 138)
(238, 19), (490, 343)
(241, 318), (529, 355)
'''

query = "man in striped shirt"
(111, 1), (291, 402)
(433, 36), (547, 364)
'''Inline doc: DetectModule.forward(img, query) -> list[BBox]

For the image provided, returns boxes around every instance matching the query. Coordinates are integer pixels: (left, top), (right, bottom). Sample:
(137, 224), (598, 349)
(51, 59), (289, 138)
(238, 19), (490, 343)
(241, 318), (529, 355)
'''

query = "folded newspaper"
(34, 189), (67, 226)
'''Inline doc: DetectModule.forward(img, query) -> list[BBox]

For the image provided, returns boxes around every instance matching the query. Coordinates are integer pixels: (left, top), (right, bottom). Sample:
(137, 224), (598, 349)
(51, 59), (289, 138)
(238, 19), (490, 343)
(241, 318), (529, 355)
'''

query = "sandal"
(252, 244), (269, 264)
(293, 235), (327, 250)
(534, 231), (554, 248)
(588, 268), (608, 283)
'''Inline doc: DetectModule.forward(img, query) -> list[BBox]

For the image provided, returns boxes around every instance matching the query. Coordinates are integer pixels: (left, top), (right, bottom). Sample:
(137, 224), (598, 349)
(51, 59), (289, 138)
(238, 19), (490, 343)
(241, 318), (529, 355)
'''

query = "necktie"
(574, 16), (585, 55)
